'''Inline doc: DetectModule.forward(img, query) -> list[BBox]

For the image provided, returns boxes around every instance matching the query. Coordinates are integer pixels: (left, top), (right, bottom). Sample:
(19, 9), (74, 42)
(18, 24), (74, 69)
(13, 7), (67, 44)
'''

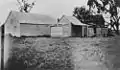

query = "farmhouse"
(0, 11), (57, 67)
(51, 15), (89, 37)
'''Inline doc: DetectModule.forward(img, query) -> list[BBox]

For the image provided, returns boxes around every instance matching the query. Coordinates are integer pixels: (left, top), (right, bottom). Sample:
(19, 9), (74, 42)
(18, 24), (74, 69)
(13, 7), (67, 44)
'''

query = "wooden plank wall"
(101, 28), (108, 37)
(20, 24), (51, 36)
(62, 24), (71, 37)
(96, 28), (108, 37)
(96, 28), (102, 37)
(87, 27), (94, 37)
(51, 27), (63, 37)
(5, 18), (20, 37)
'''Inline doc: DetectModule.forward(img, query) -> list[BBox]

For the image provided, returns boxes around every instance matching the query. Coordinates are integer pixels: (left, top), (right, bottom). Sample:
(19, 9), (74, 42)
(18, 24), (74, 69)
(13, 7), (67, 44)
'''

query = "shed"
(54, 15), (88, 37)
(0, 11), (57, 68)
(4, 11), (57, 37)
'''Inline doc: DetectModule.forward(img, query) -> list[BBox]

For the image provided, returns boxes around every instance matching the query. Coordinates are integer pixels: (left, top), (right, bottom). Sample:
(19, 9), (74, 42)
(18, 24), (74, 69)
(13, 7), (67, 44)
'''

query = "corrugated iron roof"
(4, 11), (57, 25)
(60, 15), (87, 26)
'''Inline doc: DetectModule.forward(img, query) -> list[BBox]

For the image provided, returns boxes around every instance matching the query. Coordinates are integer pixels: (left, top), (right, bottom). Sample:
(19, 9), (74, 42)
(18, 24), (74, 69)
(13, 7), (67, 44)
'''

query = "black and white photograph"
(1, 0), (120, 70)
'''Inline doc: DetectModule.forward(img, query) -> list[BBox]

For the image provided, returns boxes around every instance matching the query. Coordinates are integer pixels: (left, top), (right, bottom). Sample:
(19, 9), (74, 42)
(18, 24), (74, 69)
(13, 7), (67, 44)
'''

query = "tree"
(87, 0), (120, 34)
(73, 6), (105, 26)
(73, 6), (88, 23)
(17, 0), (36, 13)
(73, 6), (89, 23)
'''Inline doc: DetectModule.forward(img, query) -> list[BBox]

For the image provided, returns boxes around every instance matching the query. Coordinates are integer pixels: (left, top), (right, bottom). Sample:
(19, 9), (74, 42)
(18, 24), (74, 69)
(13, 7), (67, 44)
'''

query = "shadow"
(5, 56), (26, 70)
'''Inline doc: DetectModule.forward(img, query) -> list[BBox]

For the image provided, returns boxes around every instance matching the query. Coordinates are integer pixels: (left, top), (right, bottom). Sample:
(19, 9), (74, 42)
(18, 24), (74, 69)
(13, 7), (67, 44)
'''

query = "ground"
(5, 36), (120, 70)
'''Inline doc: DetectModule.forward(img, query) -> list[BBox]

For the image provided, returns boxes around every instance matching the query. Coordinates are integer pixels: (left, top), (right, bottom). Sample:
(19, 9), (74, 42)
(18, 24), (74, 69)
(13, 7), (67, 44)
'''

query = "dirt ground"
(6, 36), (120, 70)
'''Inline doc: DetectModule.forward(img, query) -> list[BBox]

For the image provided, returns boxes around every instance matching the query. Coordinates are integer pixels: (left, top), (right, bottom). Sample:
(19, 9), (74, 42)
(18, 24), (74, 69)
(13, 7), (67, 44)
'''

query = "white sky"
(0, 0), (88, 23)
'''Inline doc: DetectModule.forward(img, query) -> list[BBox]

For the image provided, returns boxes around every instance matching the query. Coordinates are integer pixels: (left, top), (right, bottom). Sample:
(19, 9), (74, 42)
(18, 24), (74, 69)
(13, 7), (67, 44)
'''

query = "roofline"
(4, 11), (13, 23)
(59, 15), (65, 22)
(60, 15), (88, 26)
(59, 15), (73, 24)
(63, 15), (73, 24)
(2, 11), (57, 25)
(20, 23), (52, 25)
(0, 11), (13, 26)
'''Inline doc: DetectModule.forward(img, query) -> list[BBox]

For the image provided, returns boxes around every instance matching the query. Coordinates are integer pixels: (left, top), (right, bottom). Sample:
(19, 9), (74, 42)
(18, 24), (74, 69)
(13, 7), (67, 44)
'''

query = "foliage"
(17, 0), (36, 13)
(87, 0), (120, 34)
(73, 6), (105, 27)
(73, 0), (120, 34)
(73, 6), (90, 23)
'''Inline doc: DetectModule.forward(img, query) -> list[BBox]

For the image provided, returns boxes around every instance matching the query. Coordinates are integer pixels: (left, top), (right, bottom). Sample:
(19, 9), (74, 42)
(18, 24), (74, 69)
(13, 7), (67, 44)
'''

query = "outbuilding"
(51, 15), (88, 37)
(4, 11), (56, 37)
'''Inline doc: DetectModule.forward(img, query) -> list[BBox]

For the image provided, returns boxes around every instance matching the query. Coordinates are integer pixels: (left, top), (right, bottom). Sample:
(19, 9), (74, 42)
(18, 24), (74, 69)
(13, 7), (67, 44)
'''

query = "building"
(4, 11), (57, 37)
(0, 11), (57, 68)
(96, 27), (108, 37)
(51, 15), (88, 37)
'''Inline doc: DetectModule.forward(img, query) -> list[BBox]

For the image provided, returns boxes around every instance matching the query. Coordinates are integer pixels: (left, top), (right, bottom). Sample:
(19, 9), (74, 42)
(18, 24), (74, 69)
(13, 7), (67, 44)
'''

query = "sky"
(0, 0), (88, 23)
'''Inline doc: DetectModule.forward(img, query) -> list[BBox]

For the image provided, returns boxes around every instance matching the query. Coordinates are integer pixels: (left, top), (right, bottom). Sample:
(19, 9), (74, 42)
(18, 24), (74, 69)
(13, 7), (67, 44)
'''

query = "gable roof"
(4, 11), (57, 25)
(59, 15), (87, 26)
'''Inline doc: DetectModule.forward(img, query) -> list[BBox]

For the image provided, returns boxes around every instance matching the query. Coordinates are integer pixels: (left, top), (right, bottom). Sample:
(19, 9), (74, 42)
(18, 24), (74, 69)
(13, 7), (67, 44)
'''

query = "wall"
(96, 28), (108, 37)
(20, 24), (50, 36)
(5, 17), (20, 37)
(0, 25), (5, 69)
(59, 17), (72, 37)
(101, 28), (108, 37)
(0, 27), (1, 69)
(51, 27), (63, 37)
(4, 34), (13, 68)
(59, 16), (70, 25)
(4, 16), (20, 67)
(62, 23), (71, 37)
(87, 27), (94, 37)
(71, 25), (82, 37)
(82, 26), (88, 37)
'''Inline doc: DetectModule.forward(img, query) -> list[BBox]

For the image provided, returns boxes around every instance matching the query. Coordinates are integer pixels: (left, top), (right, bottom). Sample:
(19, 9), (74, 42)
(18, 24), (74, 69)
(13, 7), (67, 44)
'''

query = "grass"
(7, 37), (74, 70)
(5, 36), (120, 70)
